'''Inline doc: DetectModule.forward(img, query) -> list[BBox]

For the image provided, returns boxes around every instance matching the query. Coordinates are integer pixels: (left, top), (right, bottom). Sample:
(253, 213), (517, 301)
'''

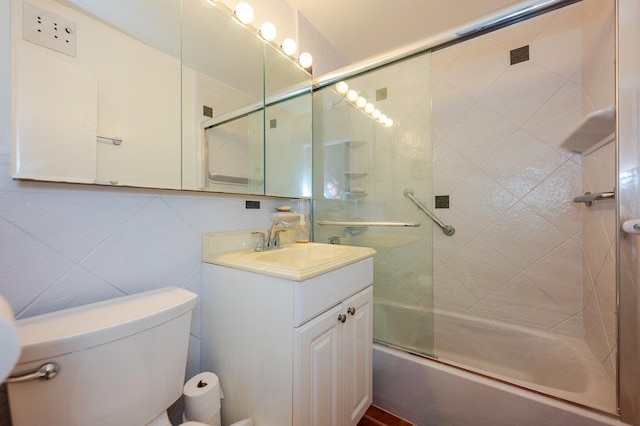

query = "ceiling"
(287, 0), (526, 63)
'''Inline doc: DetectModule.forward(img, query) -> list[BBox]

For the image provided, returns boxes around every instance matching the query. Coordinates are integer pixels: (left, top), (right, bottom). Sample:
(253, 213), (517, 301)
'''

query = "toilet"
(6, 286), (209, 426)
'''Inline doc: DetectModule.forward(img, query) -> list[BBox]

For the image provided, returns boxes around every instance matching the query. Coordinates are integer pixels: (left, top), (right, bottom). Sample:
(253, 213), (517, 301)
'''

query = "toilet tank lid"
(15, 287), (197, 365)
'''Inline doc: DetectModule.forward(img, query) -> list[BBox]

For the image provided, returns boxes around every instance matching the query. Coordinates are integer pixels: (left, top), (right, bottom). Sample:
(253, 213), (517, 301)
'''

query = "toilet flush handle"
(5, 362), (59, 384)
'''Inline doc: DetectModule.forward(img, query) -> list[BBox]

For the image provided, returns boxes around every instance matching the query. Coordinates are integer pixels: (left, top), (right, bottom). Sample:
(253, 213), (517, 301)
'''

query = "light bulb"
(260, 22), (277, 41)
(281, 38), (297, 56)
(372, 109), (381, 119)
(384, 118), (394, 127)
(346, 89), (358, 102)
(299, 52), (313, 69)
(364, 102), (375, 114)
(356, 96), (367, 108)
(335, 81), (349, 95)
(234, 2), (254, 24)
(378, 114), (388, 123)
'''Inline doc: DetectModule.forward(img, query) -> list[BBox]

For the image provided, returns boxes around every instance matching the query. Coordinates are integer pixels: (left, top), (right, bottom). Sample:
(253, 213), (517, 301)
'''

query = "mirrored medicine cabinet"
(10, 0), (312, 198)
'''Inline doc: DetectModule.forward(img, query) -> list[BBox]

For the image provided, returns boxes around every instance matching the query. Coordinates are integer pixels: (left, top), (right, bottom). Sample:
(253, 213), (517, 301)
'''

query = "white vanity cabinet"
(201, 255), (373, 426)
(294, 286), (373, 426)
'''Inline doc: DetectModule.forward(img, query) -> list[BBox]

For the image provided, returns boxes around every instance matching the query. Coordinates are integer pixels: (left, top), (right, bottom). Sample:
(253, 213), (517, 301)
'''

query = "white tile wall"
(432, 3), (586, 337)
(579, 0), (616, 383)
(0, 153), (298, 424)
(582, 140), (617, 383)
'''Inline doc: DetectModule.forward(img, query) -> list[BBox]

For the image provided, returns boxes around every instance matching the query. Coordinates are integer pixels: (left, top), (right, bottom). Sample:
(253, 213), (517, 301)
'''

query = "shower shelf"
(560, 105), (615, 153)
(343, 192), (367, 199)
(323, 138), (367, 148)
(344, 172), (368, 178)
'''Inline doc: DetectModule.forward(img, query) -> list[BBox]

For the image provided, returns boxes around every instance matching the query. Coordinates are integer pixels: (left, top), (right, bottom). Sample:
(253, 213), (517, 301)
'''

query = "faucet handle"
(273, 230), (285, 248)
(251, 231), (266, 251)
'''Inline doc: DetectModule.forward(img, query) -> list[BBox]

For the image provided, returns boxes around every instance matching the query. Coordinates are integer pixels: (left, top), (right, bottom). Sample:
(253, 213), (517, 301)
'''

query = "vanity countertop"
(202, 231), (375, 281)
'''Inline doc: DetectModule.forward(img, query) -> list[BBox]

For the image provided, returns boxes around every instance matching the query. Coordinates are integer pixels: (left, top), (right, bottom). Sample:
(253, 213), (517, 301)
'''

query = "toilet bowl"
(6, 286), (201, 426)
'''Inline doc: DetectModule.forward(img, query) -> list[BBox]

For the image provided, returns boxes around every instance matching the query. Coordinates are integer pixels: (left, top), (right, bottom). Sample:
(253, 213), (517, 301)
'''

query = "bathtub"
(372, 300), (621, 425)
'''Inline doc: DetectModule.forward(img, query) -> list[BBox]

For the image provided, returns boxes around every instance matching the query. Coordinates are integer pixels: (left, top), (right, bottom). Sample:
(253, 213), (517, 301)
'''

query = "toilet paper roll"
(183, 372), (223, 425)
(229, 419), (253, 426)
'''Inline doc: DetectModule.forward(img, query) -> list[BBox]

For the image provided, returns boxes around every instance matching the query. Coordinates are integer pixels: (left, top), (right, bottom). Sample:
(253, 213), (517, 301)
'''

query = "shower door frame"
(313, 0), (630, 419)
(616, 0), (640, 422)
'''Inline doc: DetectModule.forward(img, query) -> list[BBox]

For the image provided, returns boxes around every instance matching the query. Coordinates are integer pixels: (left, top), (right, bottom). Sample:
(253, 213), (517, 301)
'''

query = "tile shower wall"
(432, 4), (585, 336)
(580, 0), (616, 383)
(0, 153), (296, 424)
(582, 140), (616, 382)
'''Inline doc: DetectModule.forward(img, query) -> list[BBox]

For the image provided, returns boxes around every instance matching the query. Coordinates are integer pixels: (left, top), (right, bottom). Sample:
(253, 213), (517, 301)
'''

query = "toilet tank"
(7, 286), (197, 426)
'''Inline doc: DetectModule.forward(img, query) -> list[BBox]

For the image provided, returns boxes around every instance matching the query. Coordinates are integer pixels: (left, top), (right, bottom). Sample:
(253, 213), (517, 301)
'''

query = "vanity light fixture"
(234, 2), (254, 25)
(281, 38), (297, 56)
(210, 1), (312, 73)
(364, 102), (375, 114)
(299, 52), (313, 69)
(346, 89), (359, 102)
(335, 81), (349, 95)
(335, 81), (393, 127)
(259, 22), (277, 41)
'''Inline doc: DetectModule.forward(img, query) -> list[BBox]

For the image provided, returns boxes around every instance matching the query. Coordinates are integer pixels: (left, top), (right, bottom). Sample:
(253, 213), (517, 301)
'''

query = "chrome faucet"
(254, 220), (289, 251)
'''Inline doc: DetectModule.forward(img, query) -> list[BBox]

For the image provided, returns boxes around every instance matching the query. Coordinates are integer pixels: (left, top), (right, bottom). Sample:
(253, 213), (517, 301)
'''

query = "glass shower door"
(312, 52), (435, 356)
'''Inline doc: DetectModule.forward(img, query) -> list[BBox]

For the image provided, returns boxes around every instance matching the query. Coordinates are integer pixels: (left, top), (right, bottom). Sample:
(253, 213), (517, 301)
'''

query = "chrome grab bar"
(403, 188), (455, 236)
(573, 191), (615, 207)
(5, 362), (59, 384)
(316, 221), (420, 227)
(97, 135), (123, 146)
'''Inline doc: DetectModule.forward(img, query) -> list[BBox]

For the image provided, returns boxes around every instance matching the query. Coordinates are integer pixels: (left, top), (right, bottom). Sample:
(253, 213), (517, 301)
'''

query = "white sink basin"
(203, 240), (376, 281)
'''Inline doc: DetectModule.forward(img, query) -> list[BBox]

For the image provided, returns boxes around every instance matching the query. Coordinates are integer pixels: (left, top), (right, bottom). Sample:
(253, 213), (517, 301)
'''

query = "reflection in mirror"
(181, 0), (265, 192)
(263, 27), (312, 199)
(264, 33), (311, 102)
(204, 110), (264, 195)
(265, 93), (312, 198)
(12, 0), (313, 195)
(12, 0), (182, 188)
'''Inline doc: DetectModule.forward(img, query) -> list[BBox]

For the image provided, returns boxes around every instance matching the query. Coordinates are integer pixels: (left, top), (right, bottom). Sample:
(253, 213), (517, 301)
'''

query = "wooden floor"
(358, 405), (413, 426)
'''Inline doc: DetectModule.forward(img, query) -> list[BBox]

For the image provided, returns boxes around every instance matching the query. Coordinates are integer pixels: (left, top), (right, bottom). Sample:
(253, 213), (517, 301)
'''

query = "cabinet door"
(342, 287), (373, 426)
(294, 304), (343, 426)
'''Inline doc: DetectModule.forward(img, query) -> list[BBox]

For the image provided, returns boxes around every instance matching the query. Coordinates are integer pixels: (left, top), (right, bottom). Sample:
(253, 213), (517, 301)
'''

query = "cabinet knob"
(338, 314), (347, 323)
(347, 307), (356, 315)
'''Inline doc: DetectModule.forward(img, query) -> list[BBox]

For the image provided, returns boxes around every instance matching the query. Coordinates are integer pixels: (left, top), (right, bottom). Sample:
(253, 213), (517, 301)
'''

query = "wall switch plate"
(22, 2), (76, 57)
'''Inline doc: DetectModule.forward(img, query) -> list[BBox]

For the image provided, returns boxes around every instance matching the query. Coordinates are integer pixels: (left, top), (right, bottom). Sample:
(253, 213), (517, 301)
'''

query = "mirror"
(181, 0), (312, 197)
(12, 0), (182, 188)
(11, 0), (312, 197)
(203, 109), (264, 194)
(264, 37), (312, 198)
(265, 94), (312, 197)
(180, 0), (265, 193)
